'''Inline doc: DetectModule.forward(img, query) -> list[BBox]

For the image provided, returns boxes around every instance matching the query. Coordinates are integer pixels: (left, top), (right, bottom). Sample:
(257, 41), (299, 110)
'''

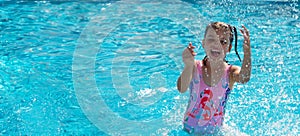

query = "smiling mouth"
(210, 49), (221, 57)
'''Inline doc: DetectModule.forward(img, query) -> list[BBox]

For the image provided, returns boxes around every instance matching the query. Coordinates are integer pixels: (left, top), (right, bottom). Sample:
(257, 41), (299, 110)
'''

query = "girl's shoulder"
(195, 60), (201, 65)
(229, 65), (241, 74)
(193, 60), (202, 68)
(228, 65), (241, 89)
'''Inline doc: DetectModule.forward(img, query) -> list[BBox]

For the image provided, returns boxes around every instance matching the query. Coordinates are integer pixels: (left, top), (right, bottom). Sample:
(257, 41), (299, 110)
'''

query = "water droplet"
(277, 61), (284, 65)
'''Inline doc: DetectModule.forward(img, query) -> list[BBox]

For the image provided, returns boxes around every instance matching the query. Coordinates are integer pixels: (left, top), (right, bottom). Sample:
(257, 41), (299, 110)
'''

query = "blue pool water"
(0, 0), (299, 135)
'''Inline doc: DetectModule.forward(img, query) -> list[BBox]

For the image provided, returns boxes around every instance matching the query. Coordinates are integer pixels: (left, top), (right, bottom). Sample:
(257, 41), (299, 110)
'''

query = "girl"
(177, 22), (251, 134)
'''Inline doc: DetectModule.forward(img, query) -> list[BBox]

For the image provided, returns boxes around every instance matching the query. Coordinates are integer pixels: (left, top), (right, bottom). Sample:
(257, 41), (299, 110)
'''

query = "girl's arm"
(177, 43), (196, 93)
(177, 64), (194, 93)
(232, 25), (252, 84)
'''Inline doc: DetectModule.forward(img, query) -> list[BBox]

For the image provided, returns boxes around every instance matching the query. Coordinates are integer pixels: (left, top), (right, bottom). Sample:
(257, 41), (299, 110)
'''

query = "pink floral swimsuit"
(183, 60), (232, 134)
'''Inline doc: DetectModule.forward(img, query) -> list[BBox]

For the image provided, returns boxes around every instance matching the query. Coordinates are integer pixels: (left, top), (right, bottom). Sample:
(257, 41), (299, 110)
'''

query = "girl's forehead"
(206, 28), (230, 38)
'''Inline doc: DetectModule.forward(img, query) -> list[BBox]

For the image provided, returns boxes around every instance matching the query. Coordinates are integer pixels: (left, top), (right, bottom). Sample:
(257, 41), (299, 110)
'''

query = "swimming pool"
(0, 0), (299, 135)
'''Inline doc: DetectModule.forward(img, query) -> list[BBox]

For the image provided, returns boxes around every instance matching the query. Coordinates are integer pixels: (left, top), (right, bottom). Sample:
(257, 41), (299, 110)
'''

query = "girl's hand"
(182, 42), (196, 67)
(240, 25), (251, 53)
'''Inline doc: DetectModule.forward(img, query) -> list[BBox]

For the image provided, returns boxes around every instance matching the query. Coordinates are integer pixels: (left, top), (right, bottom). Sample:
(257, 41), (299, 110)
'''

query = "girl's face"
(202, 26), (232, 61)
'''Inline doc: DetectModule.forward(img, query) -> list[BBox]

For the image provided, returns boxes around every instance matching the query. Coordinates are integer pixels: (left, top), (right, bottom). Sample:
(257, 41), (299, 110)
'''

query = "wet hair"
(203, 22), (241, 66)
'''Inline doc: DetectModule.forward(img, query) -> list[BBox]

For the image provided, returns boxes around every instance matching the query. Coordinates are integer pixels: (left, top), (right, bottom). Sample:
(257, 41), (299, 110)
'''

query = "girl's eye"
(220, 39), (228, 45)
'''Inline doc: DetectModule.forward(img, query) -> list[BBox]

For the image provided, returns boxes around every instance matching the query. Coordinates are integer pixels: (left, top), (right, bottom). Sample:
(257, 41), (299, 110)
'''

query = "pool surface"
(0, 0), (299, 135)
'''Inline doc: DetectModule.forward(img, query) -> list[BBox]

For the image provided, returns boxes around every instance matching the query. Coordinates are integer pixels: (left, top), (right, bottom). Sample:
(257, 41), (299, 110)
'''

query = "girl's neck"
(202, 58), (226, 87)
(203, 57), (226, 71)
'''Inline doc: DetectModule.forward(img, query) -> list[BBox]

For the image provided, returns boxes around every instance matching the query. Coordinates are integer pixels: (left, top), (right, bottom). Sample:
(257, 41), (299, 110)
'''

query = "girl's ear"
(228, 44), (232, 52)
